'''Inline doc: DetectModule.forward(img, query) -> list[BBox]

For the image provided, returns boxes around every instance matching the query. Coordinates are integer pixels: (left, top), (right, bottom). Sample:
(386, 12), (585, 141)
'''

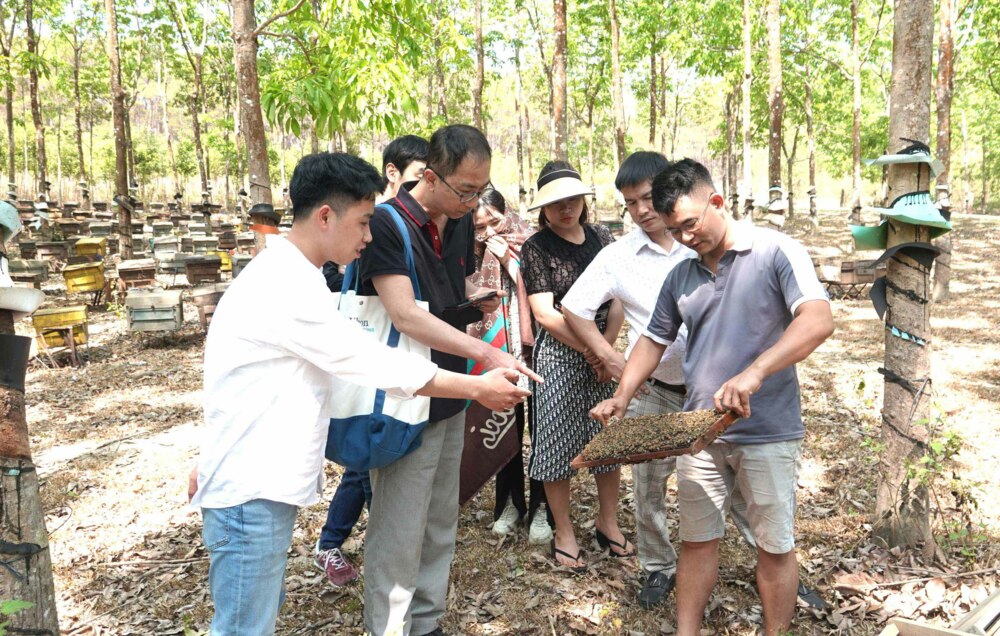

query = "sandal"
(595, 528), (635, 558)
(550, 539), (587, 574)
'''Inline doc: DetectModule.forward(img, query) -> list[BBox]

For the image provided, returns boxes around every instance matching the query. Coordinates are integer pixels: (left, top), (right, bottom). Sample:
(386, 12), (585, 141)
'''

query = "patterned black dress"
(520, 223), (616, 481)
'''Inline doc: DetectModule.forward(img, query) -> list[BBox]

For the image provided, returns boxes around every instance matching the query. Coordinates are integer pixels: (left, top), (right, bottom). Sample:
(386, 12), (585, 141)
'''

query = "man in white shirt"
(189, 152), (530, 636)
(562, 152), (755, 609)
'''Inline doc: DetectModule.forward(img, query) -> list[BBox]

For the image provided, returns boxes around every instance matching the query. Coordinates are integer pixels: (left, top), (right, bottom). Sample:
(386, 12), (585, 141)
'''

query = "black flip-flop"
(595, 528), (635, 558)
(550, 539), (587, 574)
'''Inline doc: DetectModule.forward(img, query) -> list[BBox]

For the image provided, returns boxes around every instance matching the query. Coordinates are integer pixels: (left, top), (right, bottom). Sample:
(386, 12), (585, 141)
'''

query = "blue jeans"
(202, 499), (298, 636)
(319, 468), (372, 550)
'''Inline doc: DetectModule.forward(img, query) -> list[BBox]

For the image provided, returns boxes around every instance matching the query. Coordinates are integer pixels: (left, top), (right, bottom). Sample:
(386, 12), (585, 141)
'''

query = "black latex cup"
(0, 333), (30, 393)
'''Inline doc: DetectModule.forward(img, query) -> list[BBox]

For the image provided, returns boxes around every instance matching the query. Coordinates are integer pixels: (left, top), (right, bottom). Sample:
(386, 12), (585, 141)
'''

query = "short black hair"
(479, 188), (506, 215)
(426, 124), (491, 178)
(651, 158), (716, 216)
(615, 151), (671, 191)
(537, 160), (588, 227)
(289, 152), (384, 221)
(382, 135), (429, 179)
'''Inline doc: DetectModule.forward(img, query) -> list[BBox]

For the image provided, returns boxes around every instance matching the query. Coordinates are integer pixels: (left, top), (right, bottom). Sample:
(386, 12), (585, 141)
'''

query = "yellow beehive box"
(63, 262), (106, 293)
(32, 305), (89, 347)
(74, 237), (107, 257)
(213, 250), (232, 272)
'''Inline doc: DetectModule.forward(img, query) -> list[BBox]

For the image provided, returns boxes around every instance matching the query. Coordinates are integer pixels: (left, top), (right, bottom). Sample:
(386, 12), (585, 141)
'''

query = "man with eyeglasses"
(592, 158), (833, 636)
(358, 124), (539, 636)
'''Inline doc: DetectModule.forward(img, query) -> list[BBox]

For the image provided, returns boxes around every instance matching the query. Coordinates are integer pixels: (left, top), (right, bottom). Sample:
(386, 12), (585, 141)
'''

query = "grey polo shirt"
(645, 221), (828, 444)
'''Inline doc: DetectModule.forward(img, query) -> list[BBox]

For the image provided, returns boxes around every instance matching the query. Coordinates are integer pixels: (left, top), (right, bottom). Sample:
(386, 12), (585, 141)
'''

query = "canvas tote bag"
(325, 204), (431, 470)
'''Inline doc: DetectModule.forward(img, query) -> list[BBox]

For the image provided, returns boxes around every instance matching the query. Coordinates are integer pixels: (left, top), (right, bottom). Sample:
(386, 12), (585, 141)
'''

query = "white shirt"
(193, 235), (438, 509)
(561, 228), (695, 385)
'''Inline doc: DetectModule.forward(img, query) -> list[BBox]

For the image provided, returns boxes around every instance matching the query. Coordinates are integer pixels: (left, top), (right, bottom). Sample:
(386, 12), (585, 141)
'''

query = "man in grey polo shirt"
(591, 158), (833, 636)
(563, 151), (755, 609)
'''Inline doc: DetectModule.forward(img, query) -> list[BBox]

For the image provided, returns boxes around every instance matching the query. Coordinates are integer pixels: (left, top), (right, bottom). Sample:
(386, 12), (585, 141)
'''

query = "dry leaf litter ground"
(14, 208), (1000, 635)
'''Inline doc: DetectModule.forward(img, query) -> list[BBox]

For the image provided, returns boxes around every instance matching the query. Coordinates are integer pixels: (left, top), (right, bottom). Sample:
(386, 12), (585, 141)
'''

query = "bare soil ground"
(15, 208), (1000, 635)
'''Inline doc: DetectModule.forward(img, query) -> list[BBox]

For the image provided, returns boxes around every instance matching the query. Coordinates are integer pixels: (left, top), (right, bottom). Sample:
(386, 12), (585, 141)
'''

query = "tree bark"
(0, 332), (60, 634)
(932, 0), (955, 302)
(472, 0), (484, 131)
(106, 0), (132, 258)
(851, 0), (863, 223)
(71, 23), (87, 185)
(551, 0), (568, 161)
(232, 0), (274, 254)
(649, 50), (657, 147)
(659, 55), (668, 156)
(515, 44), (527, 212)
(740, 0), (752, 218)
(158, 57), (180, 196)
(169, 0), (209, 194)
(805, 56), (817, 218)
(724, 90), (736, 207)
(874, 0), (937, 554)
(766, 0), (783, 215)
(0, 13), (15, 194)
(25, 0), (46, 197)
(608, 0), (625, 166)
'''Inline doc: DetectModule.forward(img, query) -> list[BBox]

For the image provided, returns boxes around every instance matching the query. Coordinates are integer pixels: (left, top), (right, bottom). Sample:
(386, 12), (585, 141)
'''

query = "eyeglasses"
(432, 169), (493, 205)
(666, 193), (715, 238)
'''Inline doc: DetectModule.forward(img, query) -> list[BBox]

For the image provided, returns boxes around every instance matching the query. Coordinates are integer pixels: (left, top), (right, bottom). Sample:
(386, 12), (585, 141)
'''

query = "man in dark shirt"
(359, 124), (539, 636)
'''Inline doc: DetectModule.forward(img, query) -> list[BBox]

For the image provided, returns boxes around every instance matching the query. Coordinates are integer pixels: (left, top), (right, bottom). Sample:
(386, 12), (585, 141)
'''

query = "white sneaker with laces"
(528, 504), (553, 544)
(492, 502), (520, 536)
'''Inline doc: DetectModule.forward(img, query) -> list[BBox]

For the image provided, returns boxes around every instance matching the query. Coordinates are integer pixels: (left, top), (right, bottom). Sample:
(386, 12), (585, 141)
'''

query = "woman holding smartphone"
(520, 161), (629, 572)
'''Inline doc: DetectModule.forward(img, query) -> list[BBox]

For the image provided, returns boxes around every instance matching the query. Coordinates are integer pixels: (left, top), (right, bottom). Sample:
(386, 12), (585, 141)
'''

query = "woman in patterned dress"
(520, 161), (631, 571)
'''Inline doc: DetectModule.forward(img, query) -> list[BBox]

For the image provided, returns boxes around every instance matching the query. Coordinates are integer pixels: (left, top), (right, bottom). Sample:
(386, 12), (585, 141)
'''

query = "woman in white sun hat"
(519, 160), (631, 573)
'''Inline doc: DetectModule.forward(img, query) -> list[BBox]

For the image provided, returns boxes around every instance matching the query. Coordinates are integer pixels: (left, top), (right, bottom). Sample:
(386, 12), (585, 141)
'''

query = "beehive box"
(106, 236), (119, 256)
(32, 305), (88, 348)
(193, 236), (219, 254)
(185, 255), (222, 285)
(213, 250), (232, 272)
(17, 240), (36, 259)
(153, 237), (181, 259)
(840, 259), (887, 284)
(191, 282), (229, 330)
(130, 220), (145, 234)
(218, 231), (237, 251)
(8, 259), (49, 284)
(232, 254), (252, 278)
(36, 242), (69, 262)
(157, 253), (192, 275)
(152, 221), (174, 237)
(56, 219), (82, 236)
(63, 261), (106, 294)
(180, 236), (193, 253)
(125, 289), (184, 332)
(74, 237), (106, 258)
(189, 223), (208, 236)
(88, 222), (112, 237)
(93, 201), (108, 212)
(117, 259), (157, 289)
(236, 233), (255, 253)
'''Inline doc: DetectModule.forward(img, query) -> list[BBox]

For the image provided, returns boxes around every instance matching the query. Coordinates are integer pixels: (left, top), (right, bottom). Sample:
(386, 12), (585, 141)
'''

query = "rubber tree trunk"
(0, 309), (60, 634)
(515, 44), (527, 213)
(806, 56), (818, 218)
(232, 0), (274, 254)
(932, 0), (955, 302)
(25, 0), (46, 198)
(72, 28), (87, 185)
(106, 0), (133, 259)
(739, 0), (753, 219)
(648, 50), (657, 146)
(850, 0), (863, 223)
(874, 0), (938, 555)
(766, 0), (783, 216)
(609, 0), (626, 167)
(551, 0), (568, 161)
(472, 0), (484, 131)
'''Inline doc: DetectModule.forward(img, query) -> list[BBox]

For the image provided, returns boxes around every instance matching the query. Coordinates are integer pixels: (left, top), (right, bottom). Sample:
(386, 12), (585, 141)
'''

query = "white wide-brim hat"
(528, 168), (593, 211)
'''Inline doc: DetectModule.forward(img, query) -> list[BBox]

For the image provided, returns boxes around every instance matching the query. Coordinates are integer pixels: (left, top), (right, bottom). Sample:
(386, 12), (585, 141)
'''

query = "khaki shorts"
(676, 439), (802, 554)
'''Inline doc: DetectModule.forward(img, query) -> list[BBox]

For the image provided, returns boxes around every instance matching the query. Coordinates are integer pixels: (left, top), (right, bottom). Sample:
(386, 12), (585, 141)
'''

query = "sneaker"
(637, 570), (676, 608)
(314, 546), (358, 587)
(492, 502), (520, 536)
(528, 505), (553, 544)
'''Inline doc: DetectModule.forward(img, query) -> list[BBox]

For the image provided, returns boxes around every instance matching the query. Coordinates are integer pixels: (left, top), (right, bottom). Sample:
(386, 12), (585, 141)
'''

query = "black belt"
(648, 378), (686, 396)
